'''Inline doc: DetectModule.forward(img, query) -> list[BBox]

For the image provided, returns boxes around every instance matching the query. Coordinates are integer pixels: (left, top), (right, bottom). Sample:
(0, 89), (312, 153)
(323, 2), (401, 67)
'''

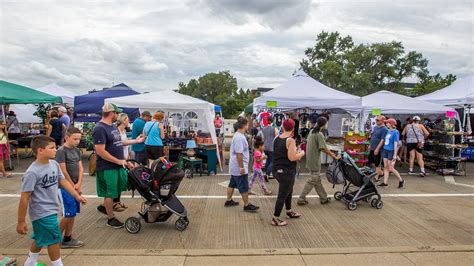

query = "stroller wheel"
(125, 217), (141, 234)
(364, 196), (372, 203)
(375, 200), (383, 209)
(175, 217), (188, 231)
(347, 201), (357, 211)
(371, 198), (377, 208)
(334, 191), (342, 201)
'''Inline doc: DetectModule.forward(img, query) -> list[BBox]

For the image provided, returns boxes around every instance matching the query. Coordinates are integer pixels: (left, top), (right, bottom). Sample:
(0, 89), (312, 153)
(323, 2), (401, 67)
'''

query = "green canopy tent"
(244, 103), (253, 114)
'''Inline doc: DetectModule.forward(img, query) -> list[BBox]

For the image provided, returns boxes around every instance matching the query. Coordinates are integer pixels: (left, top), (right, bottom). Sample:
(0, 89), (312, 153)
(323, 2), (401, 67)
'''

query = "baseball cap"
(385, 118), (397, 126)
(102, 103), (123, 113)
(412, 115), (421, 121)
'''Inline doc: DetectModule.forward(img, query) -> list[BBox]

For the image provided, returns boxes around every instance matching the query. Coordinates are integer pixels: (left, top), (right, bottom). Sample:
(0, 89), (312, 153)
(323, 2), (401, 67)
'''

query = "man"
(214, 113), (223, 137)
(6, 111), (21, 140)
(131, 111), (151, 165)
(225, 117), (259, 212)
(92, 103), (128, 228)
(368, 115), (388, 181)
(58, 107), (71, 144)
(262, 117), (279, 181)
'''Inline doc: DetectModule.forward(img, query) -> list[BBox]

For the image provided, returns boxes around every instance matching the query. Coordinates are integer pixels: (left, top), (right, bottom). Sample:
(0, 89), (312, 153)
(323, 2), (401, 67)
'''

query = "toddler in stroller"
(329, 152), (383, 211)
(124, 157), (189, 233)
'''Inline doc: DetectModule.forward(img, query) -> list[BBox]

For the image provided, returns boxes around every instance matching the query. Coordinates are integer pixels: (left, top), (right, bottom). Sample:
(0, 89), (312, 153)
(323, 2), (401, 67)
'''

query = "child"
(378, 119), (405, 188)
(249, 140), (272, 195)
(17, 135), (87, 266)
(56, 127), (85, 248)
(0, 120), (12, 177)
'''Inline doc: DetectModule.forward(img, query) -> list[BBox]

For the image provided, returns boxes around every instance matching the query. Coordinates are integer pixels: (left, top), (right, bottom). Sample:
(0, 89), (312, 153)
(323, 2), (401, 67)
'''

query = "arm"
(420, 125), (430, 139)
(287, 138), (304, 161)
(322, 147), (340, 160)
(402, 126), (407, 137)
(122, 137), (143, 146)
(17, 192), (31, 234)
(59, 179), (87, 204)
(75, 160), (84, 192)
(46, 124), (52, 137)
(159, 123), (165, 139)
(236, 153), (245, 174)
(59, 163), (74, 186)
(95, 144), (126, 167)
(393, 141), (398, 160)
(274, 128), (279, 137)
(374, 139), (384, 155)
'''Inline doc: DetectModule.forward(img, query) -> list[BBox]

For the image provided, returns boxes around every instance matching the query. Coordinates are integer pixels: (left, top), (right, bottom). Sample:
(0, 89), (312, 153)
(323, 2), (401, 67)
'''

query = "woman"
(400, 117), (412, 164)
(112, 113), (144, 212)
(379, 119), (405, 188)
(46, 110), (66, 147)
(271, 119), (305, 226)
(143, 111), (165, 167)
(0, 121), (12, 177)
(298, 117), (340, 206)
(402, 116), (430, 177)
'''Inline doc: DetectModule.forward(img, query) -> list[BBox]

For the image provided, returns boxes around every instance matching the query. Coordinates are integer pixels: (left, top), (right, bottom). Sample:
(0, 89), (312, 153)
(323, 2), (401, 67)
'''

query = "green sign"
(266, 101), (277, 108)
(371, 109), (381, 115)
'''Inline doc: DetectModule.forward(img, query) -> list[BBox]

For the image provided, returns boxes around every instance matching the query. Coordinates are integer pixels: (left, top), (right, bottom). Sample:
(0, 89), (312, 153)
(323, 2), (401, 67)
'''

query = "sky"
(0, 0), (472, 94)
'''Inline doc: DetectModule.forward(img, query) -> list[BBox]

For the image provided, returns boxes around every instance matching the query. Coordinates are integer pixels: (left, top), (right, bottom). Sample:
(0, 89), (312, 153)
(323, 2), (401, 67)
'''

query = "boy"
(56, 127), (84, 248)
(17, 135), (87, 266)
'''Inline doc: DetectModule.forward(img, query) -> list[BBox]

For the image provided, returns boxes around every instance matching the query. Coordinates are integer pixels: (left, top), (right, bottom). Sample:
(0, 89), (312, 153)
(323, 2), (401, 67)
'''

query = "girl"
(379, 119), (405, 188)
(271, 119), (305, 226)
(249, 139), (272, 195)
(0, 121), (12, 177)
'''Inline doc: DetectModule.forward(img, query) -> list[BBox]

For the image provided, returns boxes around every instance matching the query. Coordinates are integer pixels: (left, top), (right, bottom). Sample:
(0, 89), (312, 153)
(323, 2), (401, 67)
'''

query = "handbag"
(411, 125), (424, 149)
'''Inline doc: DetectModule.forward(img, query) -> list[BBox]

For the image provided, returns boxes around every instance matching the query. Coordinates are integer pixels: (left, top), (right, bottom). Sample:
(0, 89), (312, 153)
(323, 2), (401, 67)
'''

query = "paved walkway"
(1, 154), (473, 265)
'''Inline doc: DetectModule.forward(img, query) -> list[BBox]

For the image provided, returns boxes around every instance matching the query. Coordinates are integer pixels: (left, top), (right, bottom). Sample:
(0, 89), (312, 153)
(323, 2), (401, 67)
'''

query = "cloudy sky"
(1, 0), (472, 94)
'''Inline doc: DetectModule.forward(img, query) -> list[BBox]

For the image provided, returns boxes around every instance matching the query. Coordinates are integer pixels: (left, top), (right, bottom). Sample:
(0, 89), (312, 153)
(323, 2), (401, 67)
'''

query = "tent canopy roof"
(106, 90), (215, 112)
(253, 70), (361, 114)
(37, 83), (77, 105)
(363, 90), (454, 114)
(417, 75), (474, 106)
(0, 80), (62, 104)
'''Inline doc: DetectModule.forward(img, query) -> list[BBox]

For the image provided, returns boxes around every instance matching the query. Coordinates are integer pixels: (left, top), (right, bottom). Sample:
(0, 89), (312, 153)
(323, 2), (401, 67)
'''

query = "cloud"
(192, 0), (313, 30)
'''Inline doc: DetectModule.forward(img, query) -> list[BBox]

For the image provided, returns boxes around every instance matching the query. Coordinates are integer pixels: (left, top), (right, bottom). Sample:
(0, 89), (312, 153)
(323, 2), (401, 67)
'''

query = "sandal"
(286, 211), (302, 219)
(271, 218), (288, 226)
(264, 191), (272, 195)
(113, 202), (126, 212)
(2, 173), (12, 178)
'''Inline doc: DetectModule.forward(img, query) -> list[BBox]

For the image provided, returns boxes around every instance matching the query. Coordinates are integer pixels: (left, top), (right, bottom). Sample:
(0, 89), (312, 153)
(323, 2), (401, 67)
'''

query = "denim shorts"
(228, 174), (249, 193)
(382, 150), (395, 159)
(31, 214), (62, 247)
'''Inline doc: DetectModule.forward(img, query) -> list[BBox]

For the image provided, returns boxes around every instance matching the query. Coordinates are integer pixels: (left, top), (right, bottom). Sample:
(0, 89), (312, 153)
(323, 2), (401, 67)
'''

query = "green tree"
(411, 73), (456, 96)
(178, 71), (255, 118)
(300, 31), (453, 96)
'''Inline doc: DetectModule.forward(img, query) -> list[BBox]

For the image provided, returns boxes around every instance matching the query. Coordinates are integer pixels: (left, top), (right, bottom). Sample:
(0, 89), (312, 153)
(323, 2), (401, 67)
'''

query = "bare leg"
(383, 158), (390, 185)
(104, 198), (114, 219)
(60, 217), (75, 237)
(47, 243), (61, 261)
(226, 187), (234, 201)
(416, 152), (425, 170)
(388, 161), (403, 181)
(409, 149), (416, 170)
(241, 192), (249, 206)
(0, 159), (9, 176)
(30, 241), (42, 253)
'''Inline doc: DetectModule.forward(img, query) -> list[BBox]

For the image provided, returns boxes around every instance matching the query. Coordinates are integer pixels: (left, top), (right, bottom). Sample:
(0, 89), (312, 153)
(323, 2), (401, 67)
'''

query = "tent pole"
(1, 104), (5, 123)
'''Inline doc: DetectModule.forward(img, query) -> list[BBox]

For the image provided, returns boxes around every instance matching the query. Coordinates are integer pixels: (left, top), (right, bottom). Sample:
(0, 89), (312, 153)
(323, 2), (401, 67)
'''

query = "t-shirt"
(262, 126), (276, 152)
(92, 122), (124, 171)
(253, 150), (263, 170)
(370, 126), (388, 151)
(121, 131), (130, 159)
(55, 146), (81, 184)
(131, 118), (146, 152)
(309, 112), (319, 124)
(274, 113), (285, 127)
(6, 116), (20, 133)
(0, 131), (7, 145)
(384, 129), (400, 151)
(21, 160), (65, 222)
(59, 114), (71, 129)
(49, 118), (64, 140)
(260, 112), (271, 127)
(229, 131), (249, 176)
(300, 128), (310, 139)
(214, 117), (223, 128)
(299, 113), (309, 124)
(306, 130), (327, 172)
(143, 121), (163, 146)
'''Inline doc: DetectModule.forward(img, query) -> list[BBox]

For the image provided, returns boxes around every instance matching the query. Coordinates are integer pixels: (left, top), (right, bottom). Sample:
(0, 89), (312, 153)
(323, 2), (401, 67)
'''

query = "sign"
(266, 101), (277, 108)
(347, 132), (354, 136)
(446, 111), (456, 118)
(371, 109), (381, 116)
(359, 132), (365, 137)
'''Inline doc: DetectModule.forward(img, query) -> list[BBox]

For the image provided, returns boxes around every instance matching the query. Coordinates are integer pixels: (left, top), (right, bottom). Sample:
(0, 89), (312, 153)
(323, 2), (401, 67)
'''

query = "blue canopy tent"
(74, 83), (140, 122)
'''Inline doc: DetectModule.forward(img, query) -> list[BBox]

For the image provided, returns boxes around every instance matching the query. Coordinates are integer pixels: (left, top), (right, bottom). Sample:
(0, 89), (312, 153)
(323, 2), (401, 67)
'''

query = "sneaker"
(408, 170), (414, 175)
(297, 199), (308, 206)
(224, 200), (239, 207)
(97, 205), (107, 215)
(378, 183), (388, 187)
(320, 198), (331, 205)
(61, 238), (84, 249)
(271, 218), (288, 226)
(398, 179), (405, 188)
(106, 217), (124, 229)
(286, 211), (302, 219)
(419, 172), (426, 177)
(243, 203), (259, 212)
(264, 175), (269, 182)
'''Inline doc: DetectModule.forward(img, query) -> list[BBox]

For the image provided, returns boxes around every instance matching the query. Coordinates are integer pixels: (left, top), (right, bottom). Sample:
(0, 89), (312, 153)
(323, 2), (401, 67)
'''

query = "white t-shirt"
(120, 131), (130, 159)
(229, 131), (249, 176)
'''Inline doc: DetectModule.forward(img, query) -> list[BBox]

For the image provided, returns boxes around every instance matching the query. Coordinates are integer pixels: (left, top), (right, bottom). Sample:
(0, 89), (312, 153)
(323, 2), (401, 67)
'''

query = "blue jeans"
(264, 151), (273, 176)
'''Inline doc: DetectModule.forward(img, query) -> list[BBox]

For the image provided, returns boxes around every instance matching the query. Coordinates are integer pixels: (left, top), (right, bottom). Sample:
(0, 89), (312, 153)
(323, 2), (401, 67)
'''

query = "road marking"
(444, 175), (474, 188)
(1, 193), (473, 199)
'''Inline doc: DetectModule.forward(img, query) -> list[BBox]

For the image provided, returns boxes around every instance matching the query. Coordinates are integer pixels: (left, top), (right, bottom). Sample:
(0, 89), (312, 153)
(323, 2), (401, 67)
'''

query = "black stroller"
(124, 157), (189, 233)
(329, 152), (383, 211)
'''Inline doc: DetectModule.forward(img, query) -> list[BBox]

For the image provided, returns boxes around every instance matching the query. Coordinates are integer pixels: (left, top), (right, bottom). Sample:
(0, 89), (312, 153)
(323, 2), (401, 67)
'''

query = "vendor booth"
(105, 90), (221, 174)
(74, 83), (140, 122)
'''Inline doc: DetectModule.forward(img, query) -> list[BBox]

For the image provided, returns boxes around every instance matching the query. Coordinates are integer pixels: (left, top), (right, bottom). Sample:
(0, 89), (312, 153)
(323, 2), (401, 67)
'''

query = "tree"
(411, 73), (456, 96)
(300, 31), (453, 96)
(178, 71), (256, 118)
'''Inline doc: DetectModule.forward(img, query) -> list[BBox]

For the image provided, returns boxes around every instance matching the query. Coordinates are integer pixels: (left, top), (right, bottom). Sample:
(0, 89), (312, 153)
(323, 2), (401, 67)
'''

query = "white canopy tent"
(253, 70), (362, 116)
(361, 90), (455, 129)
(37, 83), (77, 106)
(417, 75), (474, 132)
(105, 90), (221, 169)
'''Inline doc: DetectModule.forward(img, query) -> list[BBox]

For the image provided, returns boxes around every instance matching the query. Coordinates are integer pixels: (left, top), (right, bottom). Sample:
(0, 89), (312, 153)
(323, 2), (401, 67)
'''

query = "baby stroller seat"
(333, 153), (383, 211)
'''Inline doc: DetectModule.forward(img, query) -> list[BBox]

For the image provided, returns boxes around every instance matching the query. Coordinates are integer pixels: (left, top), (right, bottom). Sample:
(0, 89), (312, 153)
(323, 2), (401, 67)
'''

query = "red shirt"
(260, 112), (271, 127)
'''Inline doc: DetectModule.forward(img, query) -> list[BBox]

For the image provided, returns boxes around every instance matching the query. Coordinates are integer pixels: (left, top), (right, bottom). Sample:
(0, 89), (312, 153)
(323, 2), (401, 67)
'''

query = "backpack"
(326, 160), (345, 188)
